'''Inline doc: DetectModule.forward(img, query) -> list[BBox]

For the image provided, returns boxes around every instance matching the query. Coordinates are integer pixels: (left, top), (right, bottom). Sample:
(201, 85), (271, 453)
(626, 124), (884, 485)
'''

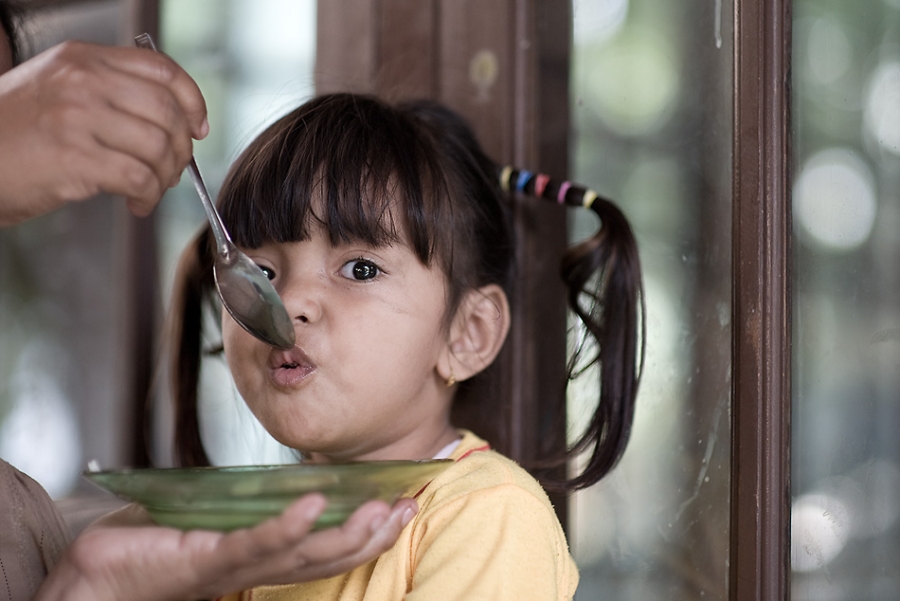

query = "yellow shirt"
(219, 430), (578, 601)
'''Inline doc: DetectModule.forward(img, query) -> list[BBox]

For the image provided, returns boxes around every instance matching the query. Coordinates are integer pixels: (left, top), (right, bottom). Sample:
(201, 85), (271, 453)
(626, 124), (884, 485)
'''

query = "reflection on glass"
(570, 0), (732, 598)
(794, 0), (900, 598)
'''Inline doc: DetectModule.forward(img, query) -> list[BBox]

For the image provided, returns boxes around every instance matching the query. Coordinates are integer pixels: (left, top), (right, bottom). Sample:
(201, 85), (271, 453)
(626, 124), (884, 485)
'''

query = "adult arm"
(0, 40), (208, 226)
(32, 494), (417, 601)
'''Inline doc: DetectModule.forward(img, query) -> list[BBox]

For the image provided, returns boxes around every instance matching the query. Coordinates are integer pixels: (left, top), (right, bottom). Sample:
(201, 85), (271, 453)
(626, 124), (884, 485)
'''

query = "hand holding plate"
(32, 494), (417, 601)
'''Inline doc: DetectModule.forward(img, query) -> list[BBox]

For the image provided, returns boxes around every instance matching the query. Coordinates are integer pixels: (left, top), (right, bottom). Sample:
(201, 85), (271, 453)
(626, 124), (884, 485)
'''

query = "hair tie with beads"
(497, 165), (609, 217)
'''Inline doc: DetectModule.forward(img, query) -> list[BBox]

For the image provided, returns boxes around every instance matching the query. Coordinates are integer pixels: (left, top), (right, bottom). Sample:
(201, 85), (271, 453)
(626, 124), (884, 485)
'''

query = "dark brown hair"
(169, 93), (643, 491)
(0, 0), (24, 66)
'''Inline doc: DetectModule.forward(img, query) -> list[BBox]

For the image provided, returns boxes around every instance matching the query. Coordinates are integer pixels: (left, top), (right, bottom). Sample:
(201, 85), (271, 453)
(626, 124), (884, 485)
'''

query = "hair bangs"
(217, 94), (450, 267)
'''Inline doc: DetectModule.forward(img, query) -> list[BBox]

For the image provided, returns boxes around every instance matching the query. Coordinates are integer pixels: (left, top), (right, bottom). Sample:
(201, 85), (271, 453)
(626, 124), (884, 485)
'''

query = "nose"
(279, 270), (325, 325)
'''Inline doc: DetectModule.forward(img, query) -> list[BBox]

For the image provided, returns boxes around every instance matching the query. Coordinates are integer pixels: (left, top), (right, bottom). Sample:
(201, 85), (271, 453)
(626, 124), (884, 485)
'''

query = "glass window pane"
(569, 0), (733, 597)
(792, 1), (900, 598)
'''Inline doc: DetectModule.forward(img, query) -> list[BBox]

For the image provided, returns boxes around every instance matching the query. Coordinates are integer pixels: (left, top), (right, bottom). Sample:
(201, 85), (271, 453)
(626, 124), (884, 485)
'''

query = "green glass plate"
(83, 460), (452, 532)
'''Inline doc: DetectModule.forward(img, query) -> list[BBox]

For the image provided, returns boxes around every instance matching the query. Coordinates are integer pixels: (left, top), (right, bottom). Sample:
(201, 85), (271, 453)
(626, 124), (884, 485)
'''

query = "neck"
(303, 424), (461, 464)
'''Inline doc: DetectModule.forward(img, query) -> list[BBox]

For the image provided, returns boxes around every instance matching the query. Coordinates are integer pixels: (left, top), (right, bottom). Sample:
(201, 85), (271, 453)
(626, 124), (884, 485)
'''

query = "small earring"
(446, 367), (456, 387)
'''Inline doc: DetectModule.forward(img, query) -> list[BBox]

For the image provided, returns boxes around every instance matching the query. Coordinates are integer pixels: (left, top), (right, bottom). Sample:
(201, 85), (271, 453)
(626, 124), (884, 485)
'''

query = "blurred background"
(791, 0), (900, 598)
(0, 0), (898, 599)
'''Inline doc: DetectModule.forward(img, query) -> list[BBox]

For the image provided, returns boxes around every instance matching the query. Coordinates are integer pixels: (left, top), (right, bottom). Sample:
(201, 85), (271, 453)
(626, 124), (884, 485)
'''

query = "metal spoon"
(135, 33), (295, 350)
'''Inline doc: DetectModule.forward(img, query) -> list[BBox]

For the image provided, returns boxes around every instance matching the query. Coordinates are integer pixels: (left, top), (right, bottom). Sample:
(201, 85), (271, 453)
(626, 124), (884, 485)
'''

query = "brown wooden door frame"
(731, 0), (792, 599)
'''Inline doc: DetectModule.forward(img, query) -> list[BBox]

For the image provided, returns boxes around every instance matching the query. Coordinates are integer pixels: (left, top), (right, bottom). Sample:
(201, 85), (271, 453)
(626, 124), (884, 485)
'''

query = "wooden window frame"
(731, 0), (792, 599)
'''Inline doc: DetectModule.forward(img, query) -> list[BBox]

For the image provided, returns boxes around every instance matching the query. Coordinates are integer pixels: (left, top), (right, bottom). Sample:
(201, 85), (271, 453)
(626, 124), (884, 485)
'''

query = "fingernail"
(401, 507), (416, 527)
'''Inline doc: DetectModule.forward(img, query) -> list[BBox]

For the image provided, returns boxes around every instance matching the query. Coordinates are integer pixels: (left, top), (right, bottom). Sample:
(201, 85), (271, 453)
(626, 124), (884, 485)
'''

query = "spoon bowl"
(185, 156), (296, 350)
(136, 33), (295, 350)
(209, 222), (296, 349)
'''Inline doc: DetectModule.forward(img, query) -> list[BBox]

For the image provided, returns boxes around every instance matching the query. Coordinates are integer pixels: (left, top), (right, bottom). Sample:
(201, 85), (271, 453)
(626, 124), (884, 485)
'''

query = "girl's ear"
(438, 284), (511, 383)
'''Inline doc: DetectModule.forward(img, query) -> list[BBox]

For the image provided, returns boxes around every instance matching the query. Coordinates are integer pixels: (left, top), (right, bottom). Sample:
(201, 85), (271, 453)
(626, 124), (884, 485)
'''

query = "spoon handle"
(186, 157), (235, 258)
(134, 34), (234, 259)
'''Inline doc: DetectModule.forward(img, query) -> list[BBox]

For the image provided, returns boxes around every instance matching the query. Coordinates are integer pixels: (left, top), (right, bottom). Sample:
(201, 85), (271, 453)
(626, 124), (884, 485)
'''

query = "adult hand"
(32, 494), (417, 601)
(0, 40), (208, 226)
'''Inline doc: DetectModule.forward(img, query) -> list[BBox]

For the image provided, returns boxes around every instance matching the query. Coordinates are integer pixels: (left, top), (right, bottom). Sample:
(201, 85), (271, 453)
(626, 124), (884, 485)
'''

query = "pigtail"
(499, 167), (645, 491)
(168, 226), (216, 467)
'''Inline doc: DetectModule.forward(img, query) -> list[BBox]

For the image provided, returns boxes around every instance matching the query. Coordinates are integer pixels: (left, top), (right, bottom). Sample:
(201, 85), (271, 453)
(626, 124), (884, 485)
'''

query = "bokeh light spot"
(807, 17), (851, 85)
(573, 0), (629, 45)
(579, 31), (679, 137)
(794, 148), (877, 251)
(864, 61), (900, 156)
(791, 493), (851, 572)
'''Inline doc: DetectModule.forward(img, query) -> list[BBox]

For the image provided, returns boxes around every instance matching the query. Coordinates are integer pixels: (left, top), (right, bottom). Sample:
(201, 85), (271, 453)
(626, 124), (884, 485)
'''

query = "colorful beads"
(497, 165), (603, 214)
(515, 170), (533, 192)
(534, 173), (550, 197)
(557, 182), (571, 205)
(500, 165), (513, 192)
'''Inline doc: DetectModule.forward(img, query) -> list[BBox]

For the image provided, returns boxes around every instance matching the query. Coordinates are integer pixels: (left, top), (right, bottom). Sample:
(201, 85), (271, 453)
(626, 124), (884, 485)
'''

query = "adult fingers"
(36, 41), (207, 142)
(94, 43), (208, 140)
(85, 100), (194, 215)
(207, 498), (392, 588)
(96, 102), (186, 174)
(59, 136), (169, 211)
(20, 42), (203, 213)
(250, 497), (418, 585)
(287, 499), (396, 565)
(187, 496), (417, 596)
(210, 494), (329, 568)
(185, 494), (330, 598)
(294, 498), (418, 578)
(361, 497), (418, 556)
(96, 59), (198, 173)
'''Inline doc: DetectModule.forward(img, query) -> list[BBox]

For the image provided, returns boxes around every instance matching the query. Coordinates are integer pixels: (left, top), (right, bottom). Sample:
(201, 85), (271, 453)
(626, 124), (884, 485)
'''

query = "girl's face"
(222, 215), (459, 464)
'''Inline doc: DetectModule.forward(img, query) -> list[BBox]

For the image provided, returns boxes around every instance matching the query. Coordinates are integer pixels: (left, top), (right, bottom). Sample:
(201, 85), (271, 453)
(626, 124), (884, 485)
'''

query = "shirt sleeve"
(406, 483), (578, 601)
(0, 459), (72, 601)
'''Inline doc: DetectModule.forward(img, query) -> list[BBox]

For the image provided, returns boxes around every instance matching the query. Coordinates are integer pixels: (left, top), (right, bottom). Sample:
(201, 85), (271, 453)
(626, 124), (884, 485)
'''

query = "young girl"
(169, 93), (643, 600)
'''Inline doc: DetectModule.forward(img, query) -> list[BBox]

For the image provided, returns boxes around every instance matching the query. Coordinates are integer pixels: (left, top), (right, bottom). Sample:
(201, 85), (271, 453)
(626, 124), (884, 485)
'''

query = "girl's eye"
(257, 265), (276, 281)
(340, 259), (380, 281)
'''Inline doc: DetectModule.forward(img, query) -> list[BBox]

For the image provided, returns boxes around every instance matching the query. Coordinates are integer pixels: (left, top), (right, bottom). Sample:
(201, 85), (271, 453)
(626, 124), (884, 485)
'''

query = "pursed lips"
(268, 345), (316, 387)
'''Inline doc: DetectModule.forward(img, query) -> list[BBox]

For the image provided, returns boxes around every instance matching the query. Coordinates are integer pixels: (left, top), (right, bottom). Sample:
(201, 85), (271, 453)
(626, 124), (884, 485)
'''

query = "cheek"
(375, 319), (444, 374)
(221, 315), (255, 380)
(221, 312), (237, 354)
